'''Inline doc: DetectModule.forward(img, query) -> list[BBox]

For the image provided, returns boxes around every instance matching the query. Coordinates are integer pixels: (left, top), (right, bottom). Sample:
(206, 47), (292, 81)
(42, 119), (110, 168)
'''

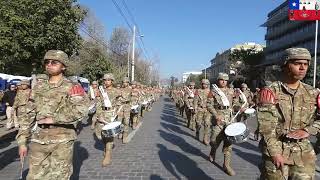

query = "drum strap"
(89, 86), (95, 99)
(99, 86), (112, 108)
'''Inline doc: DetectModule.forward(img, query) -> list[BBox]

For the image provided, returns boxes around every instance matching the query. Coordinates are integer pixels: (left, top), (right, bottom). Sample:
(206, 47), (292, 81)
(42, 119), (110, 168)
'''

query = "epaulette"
(259, 87), (276, 105)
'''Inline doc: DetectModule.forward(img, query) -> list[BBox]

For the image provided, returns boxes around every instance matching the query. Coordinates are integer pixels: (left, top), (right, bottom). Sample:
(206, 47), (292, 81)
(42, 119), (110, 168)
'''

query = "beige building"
(205, 42), (264, 82)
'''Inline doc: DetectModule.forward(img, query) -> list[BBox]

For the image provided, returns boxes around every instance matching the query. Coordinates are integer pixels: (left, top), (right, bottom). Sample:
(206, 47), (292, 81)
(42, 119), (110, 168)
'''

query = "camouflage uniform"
(207, 73), (236, 176)
(130, 81), (140, 129)
(16, 50), (89, 180)
(184, 82), (196, 130)
(194, 79), (211, 144)
(89, 81), (100, 130)
(95, 73), (122, 166)
(258, 48), (320, 179)
(119, 77), (132, 143)
(178, 87), (185, 118)
(234, 83), (254, 124)
(13, 80), (31, 125)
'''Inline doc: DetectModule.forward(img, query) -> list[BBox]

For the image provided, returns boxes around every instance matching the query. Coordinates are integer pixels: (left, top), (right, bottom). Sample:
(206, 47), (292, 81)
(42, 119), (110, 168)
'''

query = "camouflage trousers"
(195, 109), (211, 136)
(95, 123), (114, 150)
(119, 104), (131, 133)
(210, 125), (232, 155)
(261, 153), (316, 180)
(27, 141), (74, 180)
(185, 108), (196, 130)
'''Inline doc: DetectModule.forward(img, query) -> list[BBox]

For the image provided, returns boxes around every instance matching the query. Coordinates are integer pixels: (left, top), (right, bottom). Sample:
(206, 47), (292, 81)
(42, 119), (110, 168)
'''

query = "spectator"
(2, 84), (18, 129)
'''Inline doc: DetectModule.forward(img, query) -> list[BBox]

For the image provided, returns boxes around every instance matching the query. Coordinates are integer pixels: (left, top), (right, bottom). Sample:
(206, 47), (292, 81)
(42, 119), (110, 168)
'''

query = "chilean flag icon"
(289, 0), (320, 20)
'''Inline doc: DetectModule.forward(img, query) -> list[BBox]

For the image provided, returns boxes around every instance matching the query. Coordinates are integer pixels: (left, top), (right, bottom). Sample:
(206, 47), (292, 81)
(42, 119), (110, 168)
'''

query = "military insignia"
(259, 88), (276, 105)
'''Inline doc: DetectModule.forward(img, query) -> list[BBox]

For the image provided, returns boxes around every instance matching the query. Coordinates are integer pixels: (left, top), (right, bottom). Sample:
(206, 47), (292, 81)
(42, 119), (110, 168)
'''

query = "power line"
(111, 0), (149, 60)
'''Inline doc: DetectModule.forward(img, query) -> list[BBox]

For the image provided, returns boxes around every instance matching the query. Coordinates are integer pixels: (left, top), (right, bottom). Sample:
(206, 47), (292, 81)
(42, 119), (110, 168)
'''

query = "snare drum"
(142, 101), (148, 108)
(244, 108), (256, 118)
(88, 104), (96, 115)
(101, 121), (123, 138)
(131, 105), (140, 114)
(224, 122), (250, 144)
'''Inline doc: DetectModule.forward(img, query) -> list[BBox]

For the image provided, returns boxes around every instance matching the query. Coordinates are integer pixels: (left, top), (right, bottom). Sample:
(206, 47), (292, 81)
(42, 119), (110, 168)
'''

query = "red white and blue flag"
(289, 0), (320, 20)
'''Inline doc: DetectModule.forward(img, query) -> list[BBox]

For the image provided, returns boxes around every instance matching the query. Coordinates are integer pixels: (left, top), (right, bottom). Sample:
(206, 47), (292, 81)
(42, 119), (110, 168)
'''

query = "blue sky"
(78, 0), (285, 79)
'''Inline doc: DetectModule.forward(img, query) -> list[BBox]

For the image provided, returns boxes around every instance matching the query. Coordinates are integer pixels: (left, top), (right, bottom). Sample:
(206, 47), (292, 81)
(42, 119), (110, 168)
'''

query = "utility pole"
(131, 25), (136, 82)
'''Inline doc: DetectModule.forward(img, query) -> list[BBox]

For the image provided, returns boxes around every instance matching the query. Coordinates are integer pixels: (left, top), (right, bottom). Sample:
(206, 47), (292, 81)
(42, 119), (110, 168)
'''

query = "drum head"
(244, 108), (255, 114)
(225, 122), (247, 136)
(131, 105), (139, 109)
(102, 121), (122, 130)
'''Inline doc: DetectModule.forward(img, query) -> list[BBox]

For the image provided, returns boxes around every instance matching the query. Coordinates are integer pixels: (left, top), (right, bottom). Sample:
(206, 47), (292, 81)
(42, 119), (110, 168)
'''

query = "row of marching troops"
(87, 75), (162, 167)
(170, 47), (320, 179)
(14, 49), (163, 179)
(170, 74), (257, 176)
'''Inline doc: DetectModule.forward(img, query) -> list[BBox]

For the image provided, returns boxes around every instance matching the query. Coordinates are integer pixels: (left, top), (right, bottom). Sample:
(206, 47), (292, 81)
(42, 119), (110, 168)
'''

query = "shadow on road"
(158, 129), (208, 161)
(150, 174), (165, 180)
(233, 146), (261, 167)
(71, 141), (89, 180)
(0, 146), (19, 171)
(157, 144), (213, 180)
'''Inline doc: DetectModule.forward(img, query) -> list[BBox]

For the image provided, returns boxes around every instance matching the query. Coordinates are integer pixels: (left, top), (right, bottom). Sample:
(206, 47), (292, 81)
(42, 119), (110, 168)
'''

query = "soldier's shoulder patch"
(259, 88), (276, 105)
(207, 91), (214, 98)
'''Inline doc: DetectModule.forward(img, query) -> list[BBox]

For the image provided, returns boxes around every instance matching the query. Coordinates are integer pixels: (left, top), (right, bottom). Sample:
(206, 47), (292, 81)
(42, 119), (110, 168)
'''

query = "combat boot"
(223, 153), (235, 176)
(208, 147), (216, 163)
(122, 132), (129, 144)
(102, 150), (111, 167)
(203, 134), (210, 145)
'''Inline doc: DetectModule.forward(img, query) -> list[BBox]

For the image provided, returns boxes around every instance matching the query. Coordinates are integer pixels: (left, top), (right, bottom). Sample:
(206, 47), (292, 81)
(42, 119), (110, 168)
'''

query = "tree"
(303, 61), (320, 86)
(229, 46), (264, 85)
(0, 0), (86, 75)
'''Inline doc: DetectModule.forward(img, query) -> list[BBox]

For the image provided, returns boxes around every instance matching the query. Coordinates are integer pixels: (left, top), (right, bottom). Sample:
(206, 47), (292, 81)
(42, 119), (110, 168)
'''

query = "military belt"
(38, 124), (75, 130)
(279, 135), (304, 143)
(215, 106), (229, 110)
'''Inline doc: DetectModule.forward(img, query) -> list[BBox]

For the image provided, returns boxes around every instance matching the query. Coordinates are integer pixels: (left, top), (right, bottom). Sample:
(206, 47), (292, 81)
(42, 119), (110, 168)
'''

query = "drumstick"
(19, 156), (24, 180)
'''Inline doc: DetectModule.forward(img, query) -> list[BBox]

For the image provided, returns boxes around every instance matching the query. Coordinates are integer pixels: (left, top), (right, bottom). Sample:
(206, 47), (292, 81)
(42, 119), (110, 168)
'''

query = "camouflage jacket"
(193, 88), (210, 110)
(13, 89), (31, 117)
(96, 86), (122, 123)
(184, 89), (196, 109)
(16, 78), (89, 147)
(130, 88), (140, 105)
(257, 81), (320, 162)
(207, 87), (235, 124)
(120, 87), (132, 105)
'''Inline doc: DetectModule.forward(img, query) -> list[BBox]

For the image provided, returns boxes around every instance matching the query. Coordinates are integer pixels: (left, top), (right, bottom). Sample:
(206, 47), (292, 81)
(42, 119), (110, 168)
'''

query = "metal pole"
(127, 39), (131, 79)
(314, 20), (318, 88)
(131, 26), (136, 82)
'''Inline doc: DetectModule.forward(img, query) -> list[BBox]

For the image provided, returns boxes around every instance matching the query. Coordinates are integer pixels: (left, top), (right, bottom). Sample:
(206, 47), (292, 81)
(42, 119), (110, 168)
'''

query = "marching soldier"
(95, 73), (122, 167)
(258, 48), (320, 179)
(207, 73), (236, 176)
(184, 81), (196, 130)
(13, 80), (31, 125)
(194, 79), (211, 145)
(16, 50), (89, 179)
(119, 77), (132, 143)
(234, 83), (254, 124)
(178, 87), (185, 118)
(89, 80), (100, 130)
(130, 81), (140, 129)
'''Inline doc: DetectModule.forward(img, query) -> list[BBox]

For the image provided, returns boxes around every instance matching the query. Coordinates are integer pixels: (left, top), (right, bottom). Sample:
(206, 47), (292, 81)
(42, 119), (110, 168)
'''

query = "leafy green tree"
(0, 0), (86, 75)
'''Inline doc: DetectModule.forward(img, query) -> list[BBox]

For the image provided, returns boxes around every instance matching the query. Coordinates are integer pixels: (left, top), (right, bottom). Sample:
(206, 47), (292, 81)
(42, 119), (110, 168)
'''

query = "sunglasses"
(44, 60), (61, 66)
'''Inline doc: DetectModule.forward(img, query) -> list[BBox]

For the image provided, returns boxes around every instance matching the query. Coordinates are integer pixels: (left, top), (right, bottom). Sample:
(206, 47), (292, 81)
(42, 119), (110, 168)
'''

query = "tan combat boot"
(122, 132), (129, 143)
(203, 134), (210, 145)
(223, 153), (236, 176)
(102, 150), (111, 167)
(208, 147), (216, 163)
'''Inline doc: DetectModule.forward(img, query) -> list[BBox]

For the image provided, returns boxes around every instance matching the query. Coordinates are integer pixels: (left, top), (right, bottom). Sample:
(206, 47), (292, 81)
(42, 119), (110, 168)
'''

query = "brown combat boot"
(208, 147), (216, 163)
(203, 134), (210, 145)
(122, 132), (129, 143)
(223, 153), (236, 176)
(102, 150), (111, 167)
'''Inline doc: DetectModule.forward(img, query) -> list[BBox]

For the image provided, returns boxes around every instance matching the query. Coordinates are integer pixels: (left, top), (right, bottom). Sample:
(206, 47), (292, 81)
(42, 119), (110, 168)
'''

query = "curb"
(124, 121), (143, 143)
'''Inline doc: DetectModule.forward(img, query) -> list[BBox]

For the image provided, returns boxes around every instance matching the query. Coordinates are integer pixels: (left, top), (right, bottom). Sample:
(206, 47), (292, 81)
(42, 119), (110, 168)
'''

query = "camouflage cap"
(123, 77), (130, 83)
(91, 81), (98, 85)
(282, 48), (311, 66)
(44, 50), (69, 66)
(103, 73), (115, 81)
(201, 79), (210, 85)
(241, 83), (248, 88)
(188, 81), (195, 86)
(217, 73), (229, 81)
(131, 81), (137, 85)
(36, 74), (48, 80)
(20, 80), (30, 86)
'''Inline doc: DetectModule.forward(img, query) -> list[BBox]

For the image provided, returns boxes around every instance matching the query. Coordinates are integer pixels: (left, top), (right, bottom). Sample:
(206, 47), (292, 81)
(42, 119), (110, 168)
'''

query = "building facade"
(205, 42), (264, 82)
(182, 71), (202, 83)
(263, 0), (319, 66)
